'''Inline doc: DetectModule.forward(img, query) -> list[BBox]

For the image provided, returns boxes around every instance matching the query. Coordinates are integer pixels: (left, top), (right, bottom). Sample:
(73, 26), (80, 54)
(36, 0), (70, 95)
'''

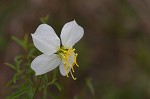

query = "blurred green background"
(1, 0), (150, 99)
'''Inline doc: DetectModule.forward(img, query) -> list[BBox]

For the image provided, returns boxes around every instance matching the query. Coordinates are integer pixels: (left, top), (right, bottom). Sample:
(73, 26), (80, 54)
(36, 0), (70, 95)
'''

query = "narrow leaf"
(86, 78), (95, 95)
(5, 63), (17, 71)
(11, 36), (25, 49)
(7, 87), (27, 99)
(54, 82), (61, 91)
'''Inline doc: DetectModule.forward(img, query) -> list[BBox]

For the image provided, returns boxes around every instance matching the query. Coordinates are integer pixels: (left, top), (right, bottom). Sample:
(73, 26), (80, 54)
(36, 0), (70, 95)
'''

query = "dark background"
(1, 0), (150, 99)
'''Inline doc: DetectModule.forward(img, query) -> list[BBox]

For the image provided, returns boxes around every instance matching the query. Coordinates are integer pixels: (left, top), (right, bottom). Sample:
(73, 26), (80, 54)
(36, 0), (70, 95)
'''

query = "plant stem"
(33, 76), (42, 98)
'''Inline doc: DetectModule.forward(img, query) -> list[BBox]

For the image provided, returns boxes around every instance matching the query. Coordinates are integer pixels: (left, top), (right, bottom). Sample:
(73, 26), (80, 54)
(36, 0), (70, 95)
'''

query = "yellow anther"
(71, 65), (75, 72)
(66, 73), (69, 77)
(73, 53), (79, 67)
(70, 70), (76, 80)
(71, 48), (75, 52)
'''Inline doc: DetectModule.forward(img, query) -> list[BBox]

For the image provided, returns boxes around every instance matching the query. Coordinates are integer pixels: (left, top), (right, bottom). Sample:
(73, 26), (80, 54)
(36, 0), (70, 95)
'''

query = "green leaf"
(7, 79), (14, 86)
(12, 36), (25, 49)
(86, 78), (95, 95)
(43, 75), (48, 99)
(7, 87), (27, 99)
(24, 34), (28, 50)
(5, 63), (17, 71)
(14, 55), (23, 71)
(54, 82), (61, 91)
(26, 86), (34, 99)
(12, 73), (18, 84)
(52, 69), (57, 80)
(11, 35), (29, 51)
(47, 69), (57, 85)
(6, 73), (21, 86)
(40, 15), (49, 24)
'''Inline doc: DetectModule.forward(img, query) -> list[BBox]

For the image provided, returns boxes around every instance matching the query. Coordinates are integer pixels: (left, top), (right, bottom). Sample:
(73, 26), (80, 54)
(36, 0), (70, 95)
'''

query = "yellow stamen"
(70, 70), (77, 80)
(71, 65), (75, 72)
(57, 47), (79, 80)
(74, 53), (79, 67)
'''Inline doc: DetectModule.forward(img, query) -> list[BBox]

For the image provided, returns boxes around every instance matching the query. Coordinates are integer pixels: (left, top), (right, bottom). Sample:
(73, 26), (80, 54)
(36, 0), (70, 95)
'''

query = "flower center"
(56, 46), (79, 80)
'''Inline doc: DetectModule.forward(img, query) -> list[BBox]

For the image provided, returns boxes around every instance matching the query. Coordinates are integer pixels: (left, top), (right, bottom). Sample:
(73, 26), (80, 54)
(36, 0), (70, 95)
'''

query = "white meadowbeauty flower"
(31, 20), (84, 80)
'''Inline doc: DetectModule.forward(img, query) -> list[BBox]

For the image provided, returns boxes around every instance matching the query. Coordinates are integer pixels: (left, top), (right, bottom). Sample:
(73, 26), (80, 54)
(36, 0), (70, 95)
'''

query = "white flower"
(31, 20), (84, 80)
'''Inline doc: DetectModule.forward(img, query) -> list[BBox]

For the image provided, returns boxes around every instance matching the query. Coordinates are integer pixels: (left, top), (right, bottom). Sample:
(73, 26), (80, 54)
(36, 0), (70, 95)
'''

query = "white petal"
(32, 24), (60, 55)
(60, 20), (84, 48)
(59, 62), (67, 76)
(59, 53), (75, 76)
(31, 54), (61, 75)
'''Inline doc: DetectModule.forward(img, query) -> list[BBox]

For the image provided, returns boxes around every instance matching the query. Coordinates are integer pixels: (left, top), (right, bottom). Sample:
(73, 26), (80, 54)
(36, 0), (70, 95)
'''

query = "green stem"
(33, 76), (42, 98)
(43, 75), (48, 99)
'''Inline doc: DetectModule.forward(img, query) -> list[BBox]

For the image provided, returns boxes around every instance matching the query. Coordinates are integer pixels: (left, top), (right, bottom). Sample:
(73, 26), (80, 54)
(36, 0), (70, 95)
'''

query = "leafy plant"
(5, 17), (62, 99)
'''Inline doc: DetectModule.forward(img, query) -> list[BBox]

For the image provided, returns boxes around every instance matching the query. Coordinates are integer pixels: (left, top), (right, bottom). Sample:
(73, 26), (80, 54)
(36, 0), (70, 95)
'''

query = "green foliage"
(86, 78), (95, 95)
(11, 34), (28, 51)
(6, 34), (62, 99)
(40, 15), (49, 24)
(7, 86), (28, 99)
